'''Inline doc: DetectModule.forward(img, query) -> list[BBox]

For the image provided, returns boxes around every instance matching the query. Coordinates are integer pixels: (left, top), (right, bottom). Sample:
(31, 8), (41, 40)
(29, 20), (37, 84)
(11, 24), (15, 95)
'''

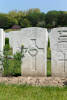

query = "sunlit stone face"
(6, 27), (48, 76)
(49, 27), (67, 77)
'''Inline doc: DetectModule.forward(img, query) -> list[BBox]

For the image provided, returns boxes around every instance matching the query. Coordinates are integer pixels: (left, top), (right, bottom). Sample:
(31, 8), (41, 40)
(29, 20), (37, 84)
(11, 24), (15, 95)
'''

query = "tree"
(37, 21), (45, 27)
(8, 10), (18, 18)
(0, 14), (18, 29)
(57, 11), (67, 27)
(20, 18), (31, 28)
(26, 8), (41, 15)
(45, 10), (59, 28)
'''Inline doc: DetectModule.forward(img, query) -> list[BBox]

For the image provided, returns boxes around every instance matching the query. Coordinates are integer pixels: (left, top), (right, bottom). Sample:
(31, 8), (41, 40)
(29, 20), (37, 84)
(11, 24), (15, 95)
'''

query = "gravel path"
(0, 76), (67, 87)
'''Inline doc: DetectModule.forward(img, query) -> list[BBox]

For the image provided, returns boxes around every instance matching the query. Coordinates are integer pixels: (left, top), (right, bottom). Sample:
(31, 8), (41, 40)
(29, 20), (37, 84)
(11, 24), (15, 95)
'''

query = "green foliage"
(14, 52), (22, 61)
(20, 18), (31, 28)
(47, 39), (51, 76)
(3, 52), (22, 76)
(36, 21), (45, 27)
(5, 38), (9, 45)
(5, 29), (21, 32)
(4, 44), (10, 55)
(57, 11), (67, 26)
(48, 38), (50, 48)
(27, 12), (45, 27)
(3, 39), (24, 76)
(47, 48), (51, 59)
(47, 60), (51, 76)
(47, 38), (51, 59)
(0, 14), (18, 29)
(46, 24), (53, 28)
(1, 9), (67, 29)
(27, 8), (41, 14)
(3, 57), (9, 76)
(45, 10), (59, 28)
(13, 52), (22, 76)
(4, 38), (11, 55)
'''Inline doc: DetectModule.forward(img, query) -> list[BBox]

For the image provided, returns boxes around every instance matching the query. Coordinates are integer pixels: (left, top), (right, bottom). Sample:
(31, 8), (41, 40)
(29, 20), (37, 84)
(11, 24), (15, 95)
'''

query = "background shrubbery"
(1, 9), (67, 29)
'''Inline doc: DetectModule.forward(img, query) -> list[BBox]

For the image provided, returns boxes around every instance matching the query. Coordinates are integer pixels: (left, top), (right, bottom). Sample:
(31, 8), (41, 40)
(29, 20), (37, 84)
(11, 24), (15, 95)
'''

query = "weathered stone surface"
(0, 29), (5, 76)
(6, 27), (48, 76)
(49, 27), (67, 77)
(0, 29), (5, 55)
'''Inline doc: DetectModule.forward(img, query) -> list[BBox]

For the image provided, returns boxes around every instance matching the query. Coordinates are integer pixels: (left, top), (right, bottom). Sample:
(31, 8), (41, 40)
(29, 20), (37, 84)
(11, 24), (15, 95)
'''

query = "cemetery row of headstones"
(0, 27), (67, 77)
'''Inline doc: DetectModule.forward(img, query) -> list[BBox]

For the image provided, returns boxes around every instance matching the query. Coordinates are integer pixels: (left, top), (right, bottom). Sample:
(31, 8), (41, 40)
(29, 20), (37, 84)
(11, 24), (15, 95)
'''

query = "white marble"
(0, 29), (5, 55)
(49, 27), (67, 77)
(0, 29), (5, 76)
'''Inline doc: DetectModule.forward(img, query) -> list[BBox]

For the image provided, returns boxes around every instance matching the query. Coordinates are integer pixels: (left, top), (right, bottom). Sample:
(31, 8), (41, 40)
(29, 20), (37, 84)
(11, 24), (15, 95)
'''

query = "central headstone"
(6, 27), (48, 76)
(49, 27), (67, 77)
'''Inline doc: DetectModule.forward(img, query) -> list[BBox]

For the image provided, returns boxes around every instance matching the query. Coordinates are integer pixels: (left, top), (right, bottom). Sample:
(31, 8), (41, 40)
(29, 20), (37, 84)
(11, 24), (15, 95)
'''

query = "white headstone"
(49, 27), (67, 77)
(0, 29), (5, 55)
(0, 29), (5, 76)
(6, 27), (48, 76)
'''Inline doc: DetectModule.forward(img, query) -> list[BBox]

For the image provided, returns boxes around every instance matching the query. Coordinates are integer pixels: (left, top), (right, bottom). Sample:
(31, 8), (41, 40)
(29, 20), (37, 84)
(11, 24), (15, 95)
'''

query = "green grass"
(0, 84), (67, 100)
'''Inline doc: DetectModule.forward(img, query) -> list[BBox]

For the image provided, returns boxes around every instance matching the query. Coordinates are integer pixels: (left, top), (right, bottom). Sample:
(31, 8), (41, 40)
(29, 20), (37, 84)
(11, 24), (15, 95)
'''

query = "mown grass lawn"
(0, 84), (67, 100)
